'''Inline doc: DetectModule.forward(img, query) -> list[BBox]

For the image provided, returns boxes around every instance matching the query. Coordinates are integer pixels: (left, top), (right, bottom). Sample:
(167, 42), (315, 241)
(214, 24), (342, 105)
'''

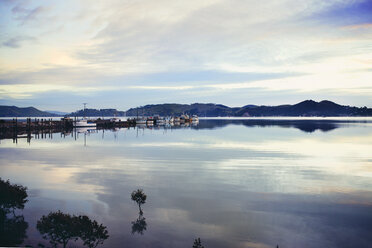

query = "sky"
(0, 0), (371, 112)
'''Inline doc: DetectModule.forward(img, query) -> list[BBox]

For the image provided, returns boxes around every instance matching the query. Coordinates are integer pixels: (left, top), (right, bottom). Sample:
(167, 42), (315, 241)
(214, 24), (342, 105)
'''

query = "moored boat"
(146, 117), (154, 125)
(74, 118), (97, 128)
(136, 117), (147, 125)
(180, 114), (190, 123)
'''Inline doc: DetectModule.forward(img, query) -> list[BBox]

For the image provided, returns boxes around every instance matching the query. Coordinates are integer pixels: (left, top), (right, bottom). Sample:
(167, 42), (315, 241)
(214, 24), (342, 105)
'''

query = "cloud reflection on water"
(0, 119), (371, 247)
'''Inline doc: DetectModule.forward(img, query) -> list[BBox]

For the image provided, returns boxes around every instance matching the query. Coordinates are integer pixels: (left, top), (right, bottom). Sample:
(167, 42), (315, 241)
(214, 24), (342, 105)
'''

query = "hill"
(0, 106), (58, 117)
(1, 100), (371, 117)
(235, 100), (371, 116)
(126, 103), (239, 117)
(126, 100), (372, 117)
(67, 108), (126, 117)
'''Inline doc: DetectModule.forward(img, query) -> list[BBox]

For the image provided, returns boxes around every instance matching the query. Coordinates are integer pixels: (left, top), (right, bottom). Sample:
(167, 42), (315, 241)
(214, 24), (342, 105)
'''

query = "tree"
(0, 206), (28, 246)
(131, 189), (147, 214)
(37, 211), (109, 248)
(0, 178), (28, 213)
(193, 238), (205, 248)
(37, 211), (79, 248)
(78, 215), (109, 248)
(0, 178), (28, 247)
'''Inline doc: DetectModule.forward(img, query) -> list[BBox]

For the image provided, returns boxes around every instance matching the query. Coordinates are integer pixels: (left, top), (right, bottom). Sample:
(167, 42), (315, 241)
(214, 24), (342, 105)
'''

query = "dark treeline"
(126, 100), (372, 117)
(2, 100), (372, 117)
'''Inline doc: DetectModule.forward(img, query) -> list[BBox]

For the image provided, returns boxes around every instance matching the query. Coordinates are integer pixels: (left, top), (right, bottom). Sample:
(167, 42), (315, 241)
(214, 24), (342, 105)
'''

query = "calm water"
(1, 119), (372, 248)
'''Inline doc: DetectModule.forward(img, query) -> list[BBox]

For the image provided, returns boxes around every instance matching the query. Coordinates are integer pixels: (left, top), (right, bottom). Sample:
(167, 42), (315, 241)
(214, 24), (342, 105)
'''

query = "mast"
(83, 103), (87, 119)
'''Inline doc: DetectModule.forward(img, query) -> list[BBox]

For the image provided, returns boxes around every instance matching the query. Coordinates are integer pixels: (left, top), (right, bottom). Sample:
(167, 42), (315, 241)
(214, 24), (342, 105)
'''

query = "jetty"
(0, 115), (198, 141)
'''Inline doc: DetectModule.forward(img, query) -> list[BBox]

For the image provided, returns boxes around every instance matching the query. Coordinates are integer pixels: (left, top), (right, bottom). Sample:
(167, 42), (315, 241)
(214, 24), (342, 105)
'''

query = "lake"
(1, 118), (372, 248)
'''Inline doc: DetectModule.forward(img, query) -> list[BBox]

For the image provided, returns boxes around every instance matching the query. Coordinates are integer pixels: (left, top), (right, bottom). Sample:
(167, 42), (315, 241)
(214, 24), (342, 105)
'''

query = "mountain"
(236, 100), (372, 116)
(45, 110), (69, 115)
(1, 100), (371, 117)
(126, 100), (372, 117)
(126, 103), (239, 117)
(67, 108), (126, 117)
(0, 106), (59, 117)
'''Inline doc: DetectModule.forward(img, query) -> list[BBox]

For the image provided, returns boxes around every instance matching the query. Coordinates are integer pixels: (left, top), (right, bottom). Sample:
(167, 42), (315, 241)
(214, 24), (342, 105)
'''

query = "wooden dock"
(0, 116), (198, 141)
(0, 118), (137, 140)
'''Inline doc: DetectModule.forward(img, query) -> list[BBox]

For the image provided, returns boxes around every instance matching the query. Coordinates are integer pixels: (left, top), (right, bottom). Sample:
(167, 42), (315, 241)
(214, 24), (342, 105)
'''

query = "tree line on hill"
(1, 100), (372, 117)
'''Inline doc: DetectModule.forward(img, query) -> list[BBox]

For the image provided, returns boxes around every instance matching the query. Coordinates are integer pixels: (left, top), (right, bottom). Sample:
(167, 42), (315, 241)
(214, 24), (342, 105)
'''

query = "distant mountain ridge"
(0, 106), (58, 117)
(45, 110), (69, 115)
(126, 100), (372, 117)
(67, 108), (126, 117)
(126, 103), (239, 117)
(1, 100), (371, 117)
(235, 100), (372, 117)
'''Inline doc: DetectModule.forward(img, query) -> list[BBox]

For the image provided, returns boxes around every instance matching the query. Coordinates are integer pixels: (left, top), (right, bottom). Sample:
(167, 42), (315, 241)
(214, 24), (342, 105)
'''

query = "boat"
(180, 114), (190, 123)
(110, 116), (121, 122)
(165, 116), (174, 123)
(73, 118), (97, 128)
(73, 103), (97, 128)
(136, 117), (147, 125)
(153, 115), (165, 125)
(173, 117), (180, 123)
(191, 115), (199, 122)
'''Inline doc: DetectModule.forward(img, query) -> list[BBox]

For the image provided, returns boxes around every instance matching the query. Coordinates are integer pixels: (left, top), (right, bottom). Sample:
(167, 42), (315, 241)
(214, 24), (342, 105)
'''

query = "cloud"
(1, 35), (36, 48)
(0, 0), (371, 109)
(12, 5), (48, 24)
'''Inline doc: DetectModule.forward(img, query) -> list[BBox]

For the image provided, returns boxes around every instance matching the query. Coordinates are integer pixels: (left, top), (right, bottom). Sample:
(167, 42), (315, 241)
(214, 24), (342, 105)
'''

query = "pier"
(0, 118), (134, 140)
(0, 116), (198, 141)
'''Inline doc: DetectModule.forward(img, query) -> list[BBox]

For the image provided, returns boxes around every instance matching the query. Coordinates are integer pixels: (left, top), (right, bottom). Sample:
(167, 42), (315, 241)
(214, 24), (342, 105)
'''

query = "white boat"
(191, 115), (199, 122)
(110, 117), (121, 122)
(74, 119), (97, 128)
(165, 117), (174, 123)
(154, 116), (165, 125)
(180, 114), (190, 123)
(136, 117), (147, 125)
(74, 103), (97, 128)
(146, 118), (154, 125)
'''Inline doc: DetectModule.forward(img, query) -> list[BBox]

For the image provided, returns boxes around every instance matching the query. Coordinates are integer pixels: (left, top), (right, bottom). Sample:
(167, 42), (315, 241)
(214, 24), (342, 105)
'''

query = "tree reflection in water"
(0, 178), (28, 247)
(131, 213), (147, 235)
(192, 237), (205, 248)
(37, 211), (109, 248)
(78, 215), (109, 248)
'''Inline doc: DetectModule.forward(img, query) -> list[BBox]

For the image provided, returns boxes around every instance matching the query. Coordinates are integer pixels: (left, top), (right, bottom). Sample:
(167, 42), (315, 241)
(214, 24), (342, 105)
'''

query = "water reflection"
(192, 238), (205, 248)
(0, 178), (28, 247)
(194, 119), (344, 132)
(0, 178), (110, 248)
(2, 118), (366, 145)
(0, 119), (372, 247)
(131, 214), (147, 235)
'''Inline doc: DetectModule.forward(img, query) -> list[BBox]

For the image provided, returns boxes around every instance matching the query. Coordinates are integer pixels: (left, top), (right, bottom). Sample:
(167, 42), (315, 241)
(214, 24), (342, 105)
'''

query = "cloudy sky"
(0, 0), (371, 111)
